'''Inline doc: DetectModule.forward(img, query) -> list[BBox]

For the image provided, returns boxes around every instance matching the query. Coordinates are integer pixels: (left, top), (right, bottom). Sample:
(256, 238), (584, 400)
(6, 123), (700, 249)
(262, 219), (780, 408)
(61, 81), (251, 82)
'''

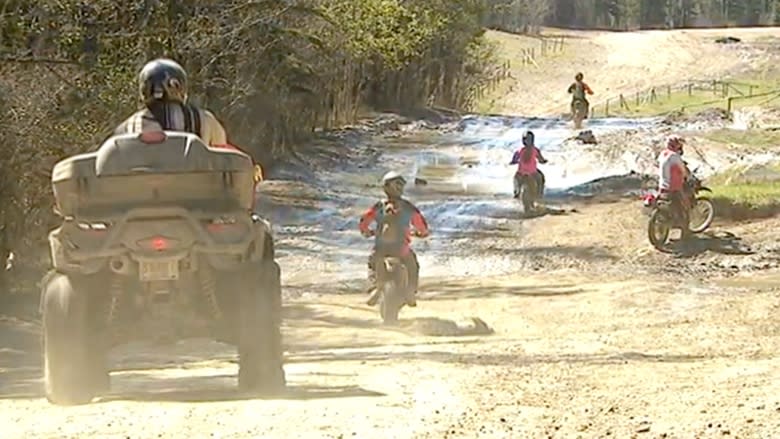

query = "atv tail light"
(139, 131), (167, 144)
(136, 236), (178, 251)
(152, 237), (168, 251)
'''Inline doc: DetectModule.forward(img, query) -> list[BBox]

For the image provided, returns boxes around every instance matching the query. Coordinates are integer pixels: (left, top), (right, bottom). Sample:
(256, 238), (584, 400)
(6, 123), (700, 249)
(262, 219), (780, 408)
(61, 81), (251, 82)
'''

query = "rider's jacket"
(359, 198), (429, 256)
(114, 102), (228, 147)
(568, 81), (593, 101)
(658, 149), (685, 192)
(114, 102), (263, 183)
(511, 145), (542, 176)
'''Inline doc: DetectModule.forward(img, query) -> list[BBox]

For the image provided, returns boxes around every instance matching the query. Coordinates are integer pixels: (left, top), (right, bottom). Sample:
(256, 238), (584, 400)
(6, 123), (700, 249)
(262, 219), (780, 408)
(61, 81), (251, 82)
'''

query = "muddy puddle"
(258, 113), (780, 288)
(259, 115), (670, 285)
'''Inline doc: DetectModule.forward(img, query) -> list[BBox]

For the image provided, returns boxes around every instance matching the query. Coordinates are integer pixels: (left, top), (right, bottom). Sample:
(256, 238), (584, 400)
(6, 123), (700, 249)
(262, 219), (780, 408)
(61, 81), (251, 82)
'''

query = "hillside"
(482, 27), (780, 116)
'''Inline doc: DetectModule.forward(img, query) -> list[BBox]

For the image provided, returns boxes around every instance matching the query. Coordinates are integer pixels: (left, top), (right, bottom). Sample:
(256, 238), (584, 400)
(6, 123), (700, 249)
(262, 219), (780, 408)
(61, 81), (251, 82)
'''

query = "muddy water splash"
(437, 115), (660, 194)
(259, 115), (662, 286)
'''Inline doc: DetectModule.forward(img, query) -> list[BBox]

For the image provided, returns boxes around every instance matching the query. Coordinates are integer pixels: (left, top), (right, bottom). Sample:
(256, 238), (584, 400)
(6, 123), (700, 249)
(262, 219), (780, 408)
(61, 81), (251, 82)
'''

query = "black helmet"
(575, 72), (584, 81)
(522, 130), (535, 147)
(139, 58), (188, 104)
(382, 171), (406, 199)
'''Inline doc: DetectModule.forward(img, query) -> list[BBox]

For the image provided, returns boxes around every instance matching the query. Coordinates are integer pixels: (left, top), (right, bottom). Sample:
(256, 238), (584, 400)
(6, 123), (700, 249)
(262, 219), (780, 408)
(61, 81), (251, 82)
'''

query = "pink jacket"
(511, 146), (541, 176)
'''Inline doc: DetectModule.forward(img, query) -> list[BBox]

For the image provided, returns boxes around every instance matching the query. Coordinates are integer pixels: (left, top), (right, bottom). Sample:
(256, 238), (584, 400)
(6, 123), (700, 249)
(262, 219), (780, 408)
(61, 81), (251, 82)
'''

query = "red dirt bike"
(642, 166), (715, 250)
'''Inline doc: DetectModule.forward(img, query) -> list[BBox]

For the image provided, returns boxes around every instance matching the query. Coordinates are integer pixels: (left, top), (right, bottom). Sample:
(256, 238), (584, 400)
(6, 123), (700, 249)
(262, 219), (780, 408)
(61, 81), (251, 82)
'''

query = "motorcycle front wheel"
(379, 269), (407, 325)
(689, 196), (715, 234)
(647, 208), (671, 250)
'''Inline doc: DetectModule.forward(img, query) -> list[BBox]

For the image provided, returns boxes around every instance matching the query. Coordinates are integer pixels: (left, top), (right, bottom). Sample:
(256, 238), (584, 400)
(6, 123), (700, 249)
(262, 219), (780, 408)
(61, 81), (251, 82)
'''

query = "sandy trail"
(2, 268), (779, 438)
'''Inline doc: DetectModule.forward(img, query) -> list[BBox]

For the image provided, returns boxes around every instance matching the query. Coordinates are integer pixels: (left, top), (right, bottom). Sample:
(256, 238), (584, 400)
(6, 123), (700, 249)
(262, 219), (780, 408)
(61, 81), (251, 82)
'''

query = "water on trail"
(258, 115), (664, 287)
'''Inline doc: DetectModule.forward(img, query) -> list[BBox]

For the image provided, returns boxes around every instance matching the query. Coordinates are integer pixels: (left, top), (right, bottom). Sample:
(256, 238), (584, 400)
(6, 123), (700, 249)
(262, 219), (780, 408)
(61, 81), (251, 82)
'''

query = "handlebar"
(361, 230), (428, 238)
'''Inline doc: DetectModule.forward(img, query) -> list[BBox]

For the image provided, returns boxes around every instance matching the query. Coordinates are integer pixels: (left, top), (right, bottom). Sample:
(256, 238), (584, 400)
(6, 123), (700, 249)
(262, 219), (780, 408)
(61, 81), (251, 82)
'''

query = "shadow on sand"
(664, 230), (755, 258)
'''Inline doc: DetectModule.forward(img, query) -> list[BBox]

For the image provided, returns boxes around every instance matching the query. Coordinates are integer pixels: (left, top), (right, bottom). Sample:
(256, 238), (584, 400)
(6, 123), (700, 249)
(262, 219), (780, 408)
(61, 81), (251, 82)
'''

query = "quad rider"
(359, 172), (430, 308)
(567, 72), (594, 120)
(510, 130), (548, 200)
(658, 135), (691, 238)
(114, 58), (263, 182)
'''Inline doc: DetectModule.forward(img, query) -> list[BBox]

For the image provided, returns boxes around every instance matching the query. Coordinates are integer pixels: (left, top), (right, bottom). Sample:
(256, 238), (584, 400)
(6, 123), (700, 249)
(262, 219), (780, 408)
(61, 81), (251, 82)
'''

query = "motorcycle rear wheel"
(572, 102), (586, 129)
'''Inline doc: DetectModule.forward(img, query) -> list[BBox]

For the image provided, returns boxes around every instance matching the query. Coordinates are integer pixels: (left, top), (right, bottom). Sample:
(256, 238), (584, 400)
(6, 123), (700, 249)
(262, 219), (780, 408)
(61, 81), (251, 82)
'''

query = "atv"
(41, 130), (285, 405)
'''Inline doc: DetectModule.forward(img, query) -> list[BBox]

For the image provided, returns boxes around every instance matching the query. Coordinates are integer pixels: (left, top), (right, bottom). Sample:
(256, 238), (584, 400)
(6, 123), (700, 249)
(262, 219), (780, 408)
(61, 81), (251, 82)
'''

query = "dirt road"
(3, 211), (780, 438)
(4, 124), (780, 439)
(3, 28), (780, 438)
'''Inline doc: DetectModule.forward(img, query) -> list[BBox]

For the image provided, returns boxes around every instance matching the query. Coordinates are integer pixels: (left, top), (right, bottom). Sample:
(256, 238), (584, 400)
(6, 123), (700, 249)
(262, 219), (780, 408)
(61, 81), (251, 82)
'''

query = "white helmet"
(382, 171), (406, 198)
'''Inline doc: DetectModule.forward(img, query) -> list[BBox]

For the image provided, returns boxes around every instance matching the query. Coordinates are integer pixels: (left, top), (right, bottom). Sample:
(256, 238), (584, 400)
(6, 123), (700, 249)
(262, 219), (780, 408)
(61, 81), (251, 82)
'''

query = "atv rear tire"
(237, 240), (286, 394)
(42, 273), (105, 405)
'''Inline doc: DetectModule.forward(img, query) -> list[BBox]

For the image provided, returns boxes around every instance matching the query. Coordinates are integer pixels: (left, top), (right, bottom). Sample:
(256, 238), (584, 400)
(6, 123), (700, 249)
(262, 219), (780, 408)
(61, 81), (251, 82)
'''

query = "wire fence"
(469, 34), (567, 111)
(591, 79), (780, 118)
(517, 35), (566, 67)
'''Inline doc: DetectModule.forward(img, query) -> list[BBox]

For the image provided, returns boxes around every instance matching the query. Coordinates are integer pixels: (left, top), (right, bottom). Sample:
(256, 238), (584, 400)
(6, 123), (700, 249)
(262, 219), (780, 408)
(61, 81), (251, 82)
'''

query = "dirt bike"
(513, 168), (546, 214)
(375, 252), (409, 324)
(642, 166), (714, 250)
(364, 214), (425, 324)
(572, 99), (587, 129)
(41, 130), (284, 405)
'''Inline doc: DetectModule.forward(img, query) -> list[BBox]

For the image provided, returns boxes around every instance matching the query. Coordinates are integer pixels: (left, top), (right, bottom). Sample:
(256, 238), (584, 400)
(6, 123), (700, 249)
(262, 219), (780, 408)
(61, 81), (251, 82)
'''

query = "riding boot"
(536, 170), (545, 200)
(680, 214), (692, 241)
(365, 251), (380, 306)
(366, 266), (381, 306)
(366, 287), (381, 306)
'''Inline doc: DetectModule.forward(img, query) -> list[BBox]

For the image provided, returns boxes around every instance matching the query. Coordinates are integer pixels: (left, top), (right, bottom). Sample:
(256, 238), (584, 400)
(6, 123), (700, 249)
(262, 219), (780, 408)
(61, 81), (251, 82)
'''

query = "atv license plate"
(139, 260), (179, 281)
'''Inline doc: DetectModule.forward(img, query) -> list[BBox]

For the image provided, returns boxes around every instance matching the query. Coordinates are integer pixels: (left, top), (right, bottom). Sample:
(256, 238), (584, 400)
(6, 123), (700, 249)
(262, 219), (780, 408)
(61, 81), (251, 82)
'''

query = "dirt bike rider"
(114, 58), (263, 182)
(658, 135), (692, 237)
(567, 72), (594, 119)
(510, 130), (547, 199)
(359, 171), (430, 308)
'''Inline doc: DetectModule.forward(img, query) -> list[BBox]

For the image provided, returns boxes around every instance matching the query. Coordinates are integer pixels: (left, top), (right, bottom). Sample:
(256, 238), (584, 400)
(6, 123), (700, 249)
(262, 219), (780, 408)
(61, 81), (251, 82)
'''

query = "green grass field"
(707, 162), (780, 212)
(700, 128), (780, 149)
